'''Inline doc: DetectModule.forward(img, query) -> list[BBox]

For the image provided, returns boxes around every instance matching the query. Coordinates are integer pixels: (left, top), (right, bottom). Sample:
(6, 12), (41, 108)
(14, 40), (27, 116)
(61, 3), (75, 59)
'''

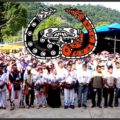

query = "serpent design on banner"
(24, 7), (97, 59)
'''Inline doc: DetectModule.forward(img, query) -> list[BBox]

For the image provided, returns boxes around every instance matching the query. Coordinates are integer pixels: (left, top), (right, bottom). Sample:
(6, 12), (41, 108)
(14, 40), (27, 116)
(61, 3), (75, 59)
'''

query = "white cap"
(26, 66), (32, 71)
(99, 63), (105, 66)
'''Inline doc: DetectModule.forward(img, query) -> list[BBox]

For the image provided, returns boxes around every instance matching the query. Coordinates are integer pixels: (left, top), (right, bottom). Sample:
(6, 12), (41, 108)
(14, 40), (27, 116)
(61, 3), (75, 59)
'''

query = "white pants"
(35, 90), (47, 106)
(0, 90), (6, 107)
(64, 88), (75, 106)
(10, 84), (22, 104)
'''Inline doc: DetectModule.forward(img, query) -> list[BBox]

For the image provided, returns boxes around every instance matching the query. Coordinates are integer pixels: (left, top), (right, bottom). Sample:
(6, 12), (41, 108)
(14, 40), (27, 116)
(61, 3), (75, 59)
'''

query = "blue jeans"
(78, 85), (88, 106)
(64, 88), (74, 106)
(115, 88), (120, 106)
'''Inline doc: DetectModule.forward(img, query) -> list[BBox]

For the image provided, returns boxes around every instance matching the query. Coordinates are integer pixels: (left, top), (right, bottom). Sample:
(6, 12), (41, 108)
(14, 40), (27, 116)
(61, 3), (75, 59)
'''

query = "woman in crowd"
(47, 67), (61, 108)
(62, 63), (76, 109)
(34, 66), (47, 109)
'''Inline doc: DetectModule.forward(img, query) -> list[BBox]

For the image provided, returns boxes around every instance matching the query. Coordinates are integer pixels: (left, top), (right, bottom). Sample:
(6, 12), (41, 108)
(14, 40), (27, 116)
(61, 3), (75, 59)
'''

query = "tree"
(0, 2), (6, 42)
(0, 2), (27, 42)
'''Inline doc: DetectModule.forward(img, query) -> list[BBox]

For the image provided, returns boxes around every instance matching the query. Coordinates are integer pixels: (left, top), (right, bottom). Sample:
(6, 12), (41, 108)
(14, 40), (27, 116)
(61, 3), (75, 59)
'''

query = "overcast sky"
(42, 2), (120, 12)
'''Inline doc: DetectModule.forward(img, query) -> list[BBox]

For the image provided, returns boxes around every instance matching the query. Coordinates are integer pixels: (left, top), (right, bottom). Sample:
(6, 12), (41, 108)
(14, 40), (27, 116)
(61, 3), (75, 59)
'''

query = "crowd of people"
(0, 48), (120, 110)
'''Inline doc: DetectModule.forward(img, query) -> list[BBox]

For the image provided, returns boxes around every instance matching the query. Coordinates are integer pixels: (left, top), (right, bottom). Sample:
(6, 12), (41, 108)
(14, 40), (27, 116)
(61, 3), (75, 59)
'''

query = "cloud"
(42, 2), (120, 12)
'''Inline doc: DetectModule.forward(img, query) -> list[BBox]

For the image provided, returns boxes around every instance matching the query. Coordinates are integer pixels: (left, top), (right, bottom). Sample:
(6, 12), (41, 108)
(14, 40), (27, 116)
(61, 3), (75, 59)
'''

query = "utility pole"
(22, 26), (24, 44)
(114, 34), (116, 54)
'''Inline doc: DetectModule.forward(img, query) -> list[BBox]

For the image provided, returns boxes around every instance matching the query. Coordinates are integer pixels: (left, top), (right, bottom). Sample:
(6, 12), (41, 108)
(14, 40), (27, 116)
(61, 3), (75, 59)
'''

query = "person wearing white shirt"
(103, 66), (116, 108)
(0, 67), (7, 109)
(6, 63), (12, 101)
(55, 60), (66, 80)
(47, 68), (62, 108)
(77, 64), (91, 108)
(62, 63), (76, 109)
(72, 62), (78, 95)
(34, 67), (47, 109)
(55, 60), (66, 95)
(113, 62), (120, 107)
(23, 66), (35, 108)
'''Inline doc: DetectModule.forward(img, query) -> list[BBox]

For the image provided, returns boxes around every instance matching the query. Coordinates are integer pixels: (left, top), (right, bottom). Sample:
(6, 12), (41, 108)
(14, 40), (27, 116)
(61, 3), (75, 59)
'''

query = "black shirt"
(9, 71), (21, 83)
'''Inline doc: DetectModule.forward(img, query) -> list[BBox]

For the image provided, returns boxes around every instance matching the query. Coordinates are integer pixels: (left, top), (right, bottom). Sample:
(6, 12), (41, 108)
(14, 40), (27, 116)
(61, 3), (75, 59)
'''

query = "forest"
(0, 2), (120, 43)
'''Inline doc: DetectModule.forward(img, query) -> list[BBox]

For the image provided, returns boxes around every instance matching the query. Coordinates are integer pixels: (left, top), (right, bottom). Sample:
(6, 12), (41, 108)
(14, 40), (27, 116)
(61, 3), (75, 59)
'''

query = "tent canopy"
(83, 23), (120, 33)
(96, 25), (110, 32)
(108, 23), (120, 29)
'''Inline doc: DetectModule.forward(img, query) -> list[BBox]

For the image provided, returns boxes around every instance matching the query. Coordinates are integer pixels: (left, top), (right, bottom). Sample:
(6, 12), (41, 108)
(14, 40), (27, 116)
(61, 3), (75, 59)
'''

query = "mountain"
(25, 3), (120, 28)
(1, 2), (120, 42)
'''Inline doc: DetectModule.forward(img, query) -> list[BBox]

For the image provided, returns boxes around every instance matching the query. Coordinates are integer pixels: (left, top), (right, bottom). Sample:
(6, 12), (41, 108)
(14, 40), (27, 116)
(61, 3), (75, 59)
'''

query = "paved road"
(0, 96), (120, 118)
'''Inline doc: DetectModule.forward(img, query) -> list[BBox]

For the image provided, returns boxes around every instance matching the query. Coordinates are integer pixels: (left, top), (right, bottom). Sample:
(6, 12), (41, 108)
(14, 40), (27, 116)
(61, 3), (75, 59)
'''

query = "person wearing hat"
(23, 66), (35, 108)
(34, 66), (47, 109)
(55, 60), (66, 95)
(0, 67), (7, 109)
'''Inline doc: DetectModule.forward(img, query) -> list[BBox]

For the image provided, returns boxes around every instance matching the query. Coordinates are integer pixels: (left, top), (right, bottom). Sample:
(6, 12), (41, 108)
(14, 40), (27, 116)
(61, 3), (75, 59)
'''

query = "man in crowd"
(9, 64), (22, 110)
(23, 66), (35, 108)
(91, 65), (103, 108)
(77, 63), (91, 108)
(103, 66), (116, 108)
(114, 62), (120, 107)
